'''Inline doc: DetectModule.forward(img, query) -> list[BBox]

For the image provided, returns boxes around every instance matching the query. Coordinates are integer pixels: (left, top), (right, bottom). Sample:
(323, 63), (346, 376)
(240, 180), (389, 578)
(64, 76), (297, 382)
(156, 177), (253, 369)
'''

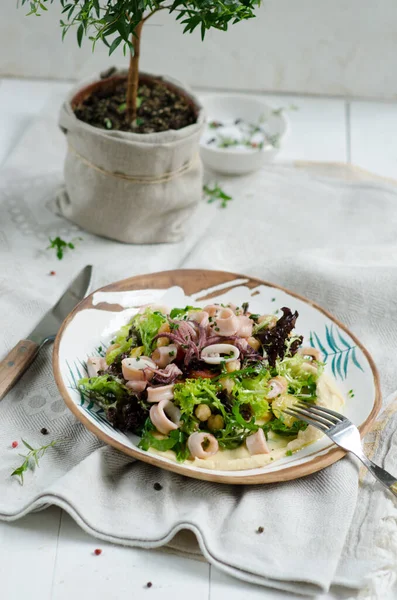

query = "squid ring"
(188, 432), (219, 459)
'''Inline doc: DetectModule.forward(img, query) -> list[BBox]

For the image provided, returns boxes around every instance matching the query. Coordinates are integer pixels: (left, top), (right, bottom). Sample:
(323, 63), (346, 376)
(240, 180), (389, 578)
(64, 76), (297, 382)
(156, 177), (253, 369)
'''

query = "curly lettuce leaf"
(232, 373), (271, 418)
(275, 353), (323, 397)
(173, 378), (225, 417)
(78, 374), (128, 408)
(132, 309), (167, 355)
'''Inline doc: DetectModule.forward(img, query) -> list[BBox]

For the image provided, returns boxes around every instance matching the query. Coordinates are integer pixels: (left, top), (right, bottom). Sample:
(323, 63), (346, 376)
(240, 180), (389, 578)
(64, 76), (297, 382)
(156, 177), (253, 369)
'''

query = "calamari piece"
(121, 356), (156, 381)
(126, 378), (147, 393)
(152, 344), (178, 368)
(213, 308), (239, 336)
(236, 315), (253, 338)
(246, 429), (270, 455)
(299, 346), (321, 361)
(150, 399), (181, 435)
(189, 310), (209, 328)
(147, 384), (175, 403)
(201, 343), (240, 364)
(188, 432), (219, 459)
(203, 304), (220, 317)
(86, 357), (107, 377)
(267, 376), (288, 399)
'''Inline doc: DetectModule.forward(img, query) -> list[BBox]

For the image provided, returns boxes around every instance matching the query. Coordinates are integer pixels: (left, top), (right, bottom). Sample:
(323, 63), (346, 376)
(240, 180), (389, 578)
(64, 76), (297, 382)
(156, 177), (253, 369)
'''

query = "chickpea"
(208, 414), (225, 431)
(130, 345), (144, 358)
(247, 336), (261, 351)
(157, 322), (170, 347)
(225, 359), (241, 373)
(195, 404), (212, 421)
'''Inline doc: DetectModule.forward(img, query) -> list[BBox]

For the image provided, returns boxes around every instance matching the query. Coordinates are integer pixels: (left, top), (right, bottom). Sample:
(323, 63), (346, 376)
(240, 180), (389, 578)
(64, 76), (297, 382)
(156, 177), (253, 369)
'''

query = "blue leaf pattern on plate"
(66, 359), (121, 434)
(310, 325), (364, 380)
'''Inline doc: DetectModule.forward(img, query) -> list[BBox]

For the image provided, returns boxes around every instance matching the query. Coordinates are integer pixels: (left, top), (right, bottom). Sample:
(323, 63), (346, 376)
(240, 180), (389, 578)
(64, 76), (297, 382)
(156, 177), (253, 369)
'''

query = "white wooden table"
(0, 78), (396, 600)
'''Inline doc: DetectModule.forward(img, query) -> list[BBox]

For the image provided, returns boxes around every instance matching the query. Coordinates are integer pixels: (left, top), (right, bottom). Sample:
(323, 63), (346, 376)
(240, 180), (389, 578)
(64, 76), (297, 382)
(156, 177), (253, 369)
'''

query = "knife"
(0, 265), (93, 401)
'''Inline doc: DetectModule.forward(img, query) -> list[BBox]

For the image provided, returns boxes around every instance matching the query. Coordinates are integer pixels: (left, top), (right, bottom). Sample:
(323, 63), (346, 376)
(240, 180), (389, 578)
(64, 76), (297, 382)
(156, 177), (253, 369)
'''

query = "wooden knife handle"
(0, 340), (40, 401)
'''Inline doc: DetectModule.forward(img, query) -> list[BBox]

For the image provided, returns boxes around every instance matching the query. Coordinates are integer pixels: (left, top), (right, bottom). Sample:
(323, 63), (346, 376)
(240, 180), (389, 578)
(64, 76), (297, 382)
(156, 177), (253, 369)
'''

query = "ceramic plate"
(53, 270), (381, 484)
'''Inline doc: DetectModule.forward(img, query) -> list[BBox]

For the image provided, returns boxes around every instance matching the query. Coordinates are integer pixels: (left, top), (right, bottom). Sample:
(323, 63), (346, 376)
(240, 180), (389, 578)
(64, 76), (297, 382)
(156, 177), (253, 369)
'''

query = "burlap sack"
(57, 73), (205, 244)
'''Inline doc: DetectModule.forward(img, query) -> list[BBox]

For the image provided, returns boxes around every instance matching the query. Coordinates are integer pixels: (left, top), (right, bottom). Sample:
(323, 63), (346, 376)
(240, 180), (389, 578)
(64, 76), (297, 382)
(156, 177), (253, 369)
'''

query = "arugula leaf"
(138, 420), (190, 462)
(262, 418), (307, 437)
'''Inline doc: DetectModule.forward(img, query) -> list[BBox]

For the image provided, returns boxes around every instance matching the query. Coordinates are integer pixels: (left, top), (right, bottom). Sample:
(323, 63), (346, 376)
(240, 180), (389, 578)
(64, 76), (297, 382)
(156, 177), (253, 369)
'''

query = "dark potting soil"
(73, 77), (197, 134)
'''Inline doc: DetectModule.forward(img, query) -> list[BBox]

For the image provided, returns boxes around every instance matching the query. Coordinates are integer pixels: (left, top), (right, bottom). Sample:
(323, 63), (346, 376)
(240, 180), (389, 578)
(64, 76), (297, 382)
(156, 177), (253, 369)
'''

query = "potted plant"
(20, 1), (260, 243)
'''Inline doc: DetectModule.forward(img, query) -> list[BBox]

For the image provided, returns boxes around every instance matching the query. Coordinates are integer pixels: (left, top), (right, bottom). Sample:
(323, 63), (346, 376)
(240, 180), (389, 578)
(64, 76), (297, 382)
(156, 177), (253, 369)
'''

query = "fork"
(284, 402), (397, 497)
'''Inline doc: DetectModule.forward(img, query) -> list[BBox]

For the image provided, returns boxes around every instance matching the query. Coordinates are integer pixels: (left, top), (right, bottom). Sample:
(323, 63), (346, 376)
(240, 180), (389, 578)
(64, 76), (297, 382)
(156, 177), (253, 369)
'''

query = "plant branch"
(142, 6), (165, 24)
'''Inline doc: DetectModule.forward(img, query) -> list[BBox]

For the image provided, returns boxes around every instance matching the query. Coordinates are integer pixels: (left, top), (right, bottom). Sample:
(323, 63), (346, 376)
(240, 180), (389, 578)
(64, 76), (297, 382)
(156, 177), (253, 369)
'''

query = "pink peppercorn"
(94, 548), (102, 556)
(12, 441), (18, 449)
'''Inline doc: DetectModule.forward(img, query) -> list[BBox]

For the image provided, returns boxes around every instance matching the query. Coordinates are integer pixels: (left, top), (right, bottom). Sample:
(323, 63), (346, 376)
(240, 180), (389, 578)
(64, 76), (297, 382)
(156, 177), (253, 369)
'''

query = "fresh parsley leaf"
(203, 183), (232, 208)
(47, 236), (82, 260)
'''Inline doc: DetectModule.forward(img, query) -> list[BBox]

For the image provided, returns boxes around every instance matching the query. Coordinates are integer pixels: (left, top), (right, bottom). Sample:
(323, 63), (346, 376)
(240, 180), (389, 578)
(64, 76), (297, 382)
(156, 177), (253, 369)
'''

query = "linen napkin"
(0, 109), (397, 599)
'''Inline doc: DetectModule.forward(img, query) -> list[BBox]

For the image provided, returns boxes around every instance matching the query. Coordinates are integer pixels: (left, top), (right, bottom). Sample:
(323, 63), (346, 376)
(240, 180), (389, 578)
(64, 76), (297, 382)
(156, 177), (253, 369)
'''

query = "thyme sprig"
(11, 439), (58, 484)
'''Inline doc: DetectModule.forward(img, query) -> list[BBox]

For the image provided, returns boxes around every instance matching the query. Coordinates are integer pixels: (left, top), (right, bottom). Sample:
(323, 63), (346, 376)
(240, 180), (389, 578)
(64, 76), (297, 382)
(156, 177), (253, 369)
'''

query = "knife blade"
(0, 265), (93, 400)
(28, 265), (93, 346)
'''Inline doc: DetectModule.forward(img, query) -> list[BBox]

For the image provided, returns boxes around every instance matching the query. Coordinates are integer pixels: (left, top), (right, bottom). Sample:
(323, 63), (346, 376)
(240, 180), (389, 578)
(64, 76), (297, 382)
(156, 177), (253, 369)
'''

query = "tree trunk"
(126, 21), (143, 124)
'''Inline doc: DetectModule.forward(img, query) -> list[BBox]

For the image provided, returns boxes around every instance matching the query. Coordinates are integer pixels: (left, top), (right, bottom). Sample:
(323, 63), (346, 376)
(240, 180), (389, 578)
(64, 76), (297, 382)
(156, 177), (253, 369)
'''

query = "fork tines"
(283, 401), (344, 432)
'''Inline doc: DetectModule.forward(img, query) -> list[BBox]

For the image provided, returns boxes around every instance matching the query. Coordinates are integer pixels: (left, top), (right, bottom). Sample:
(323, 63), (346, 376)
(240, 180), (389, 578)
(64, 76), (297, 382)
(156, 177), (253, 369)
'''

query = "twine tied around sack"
(68, 143), (199, 185)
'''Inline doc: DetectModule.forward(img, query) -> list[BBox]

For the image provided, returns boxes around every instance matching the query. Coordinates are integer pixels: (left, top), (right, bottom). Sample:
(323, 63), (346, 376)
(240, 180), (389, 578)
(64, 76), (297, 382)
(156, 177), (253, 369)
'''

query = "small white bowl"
(199, 94), (289, 175)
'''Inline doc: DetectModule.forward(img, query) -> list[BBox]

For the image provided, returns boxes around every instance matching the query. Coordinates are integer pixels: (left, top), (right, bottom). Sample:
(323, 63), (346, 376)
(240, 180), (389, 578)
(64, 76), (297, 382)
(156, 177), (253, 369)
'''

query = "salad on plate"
(78, 303), (344, 470)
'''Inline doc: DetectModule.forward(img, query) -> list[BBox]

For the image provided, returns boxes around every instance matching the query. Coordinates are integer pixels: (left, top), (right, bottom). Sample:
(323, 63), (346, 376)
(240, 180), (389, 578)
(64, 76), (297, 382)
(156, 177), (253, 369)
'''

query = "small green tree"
(20, 1), (261, 124)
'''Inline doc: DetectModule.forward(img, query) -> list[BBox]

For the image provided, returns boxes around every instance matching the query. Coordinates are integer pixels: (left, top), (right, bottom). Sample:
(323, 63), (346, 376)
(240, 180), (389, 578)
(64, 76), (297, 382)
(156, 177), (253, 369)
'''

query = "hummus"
(149, 374), (345, 471)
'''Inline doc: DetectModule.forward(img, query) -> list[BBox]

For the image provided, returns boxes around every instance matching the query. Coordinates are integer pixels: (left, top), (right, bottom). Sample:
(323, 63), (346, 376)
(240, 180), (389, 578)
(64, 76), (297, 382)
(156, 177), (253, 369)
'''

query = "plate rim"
(53, 268), (381, 485)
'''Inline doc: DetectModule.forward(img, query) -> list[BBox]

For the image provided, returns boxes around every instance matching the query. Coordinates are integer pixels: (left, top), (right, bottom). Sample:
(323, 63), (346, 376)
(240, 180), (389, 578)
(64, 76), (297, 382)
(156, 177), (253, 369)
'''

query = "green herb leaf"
(47, 236), (82, 260)
(77, 23), (84, 47)
(203, 183), (232, 208)
(22, 439), (34, 451)
(109, 36), (122, 55)
(11, 439), (58, 485)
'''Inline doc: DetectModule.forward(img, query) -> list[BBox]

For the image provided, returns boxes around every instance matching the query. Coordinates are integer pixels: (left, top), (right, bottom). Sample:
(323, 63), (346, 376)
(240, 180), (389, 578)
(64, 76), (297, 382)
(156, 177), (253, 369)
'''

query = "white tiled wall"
(1, 0), (396, 100)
